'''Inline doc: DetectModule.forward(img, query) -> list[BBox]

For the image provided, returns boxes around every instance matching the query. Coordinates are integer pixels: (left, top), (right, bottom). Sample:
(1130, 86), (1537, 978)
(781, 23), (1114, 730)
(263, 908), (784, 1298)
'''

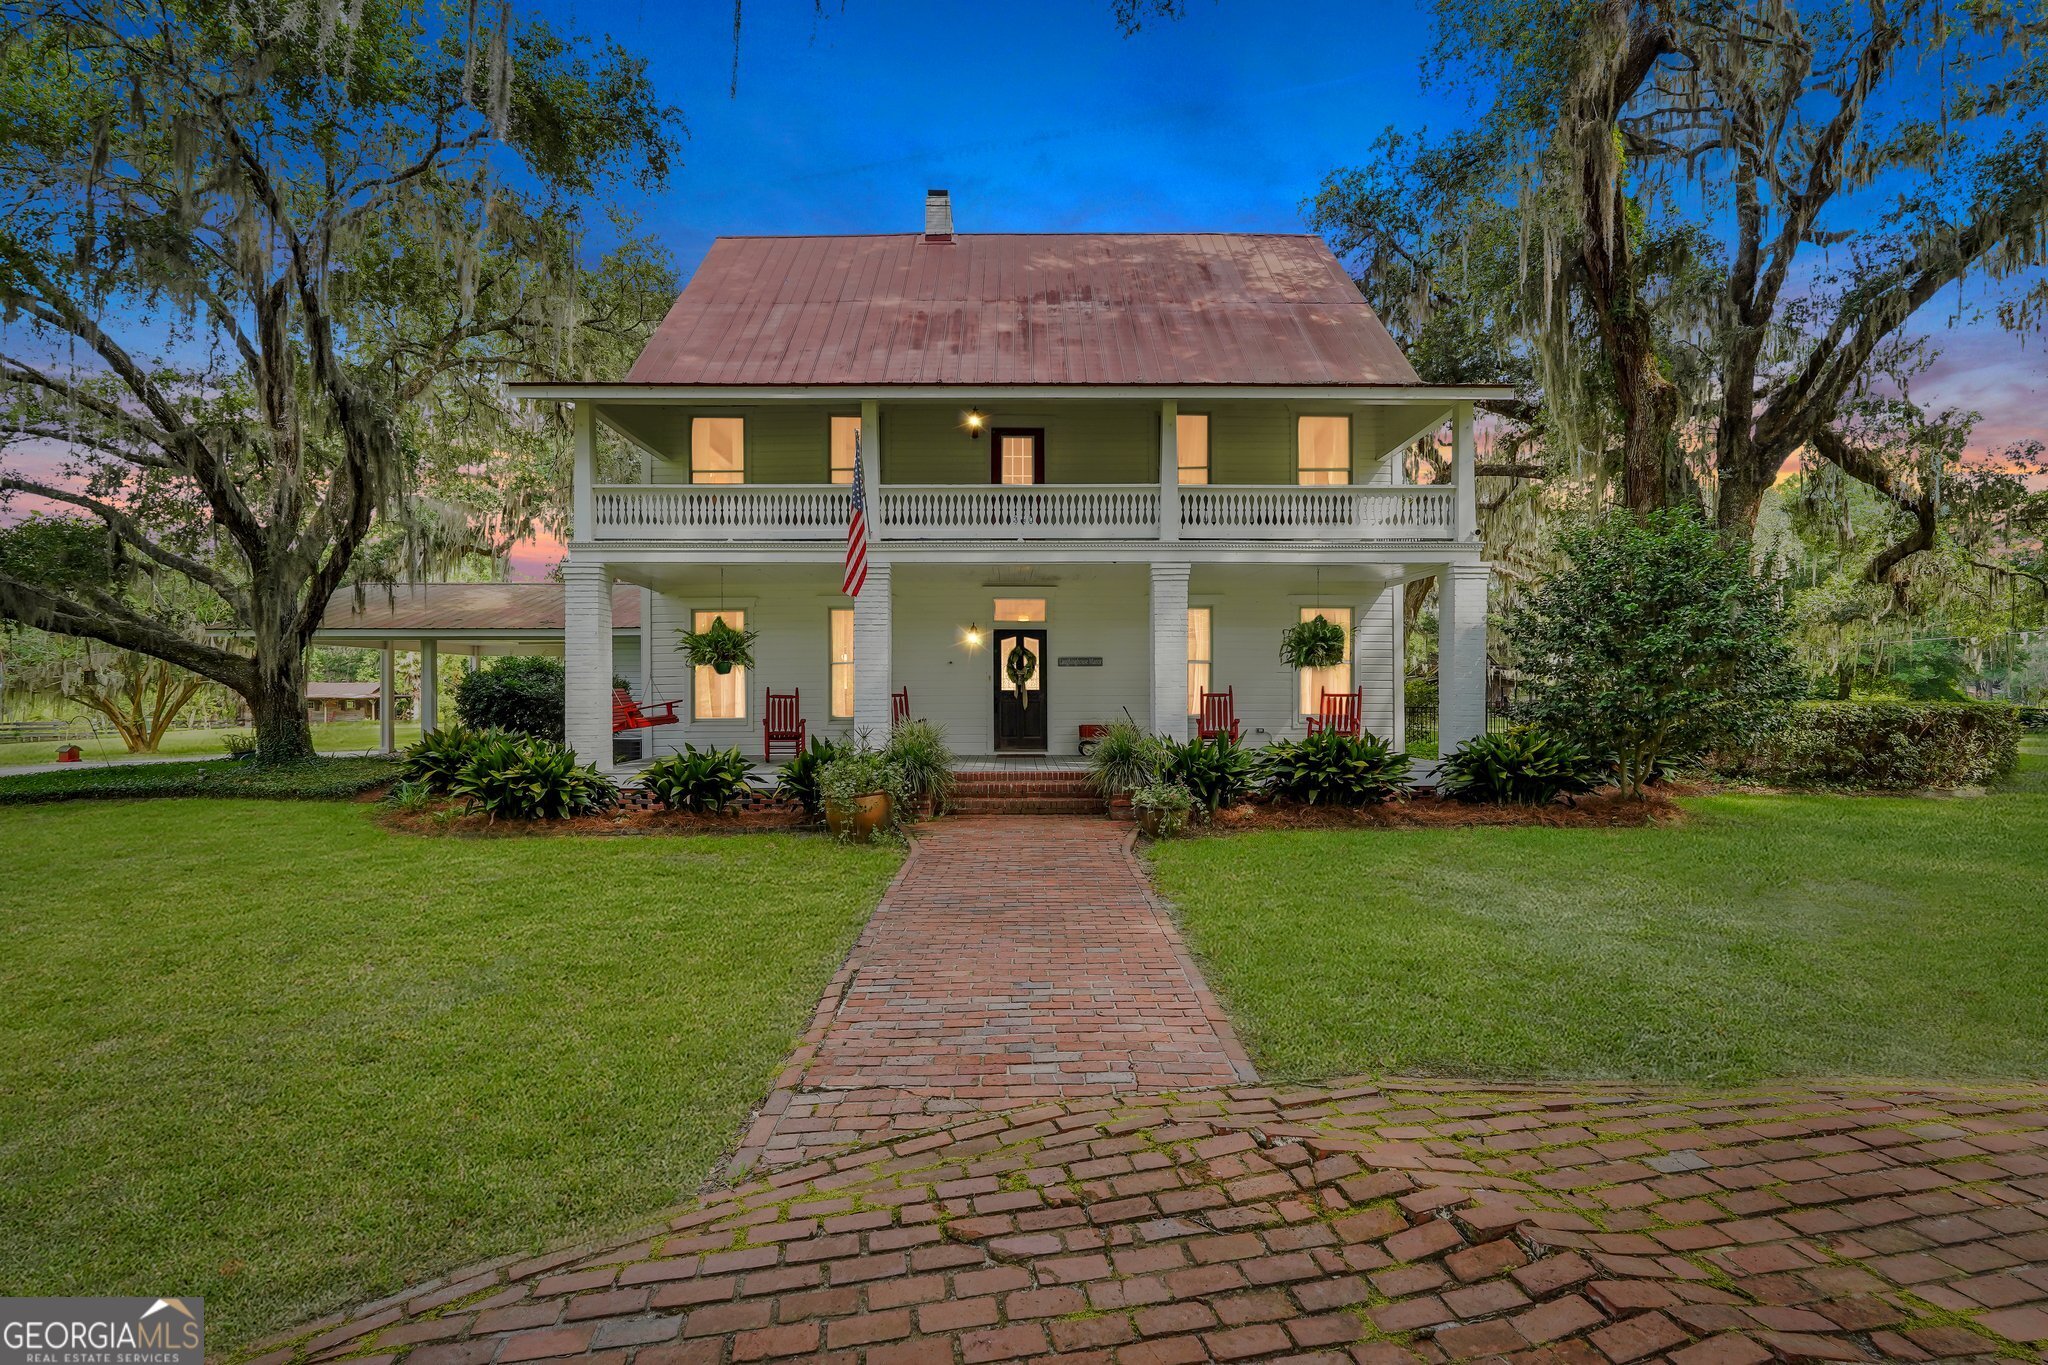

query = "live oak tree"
(0, 0), (679, 762)
(1307, 0), (2048, 542)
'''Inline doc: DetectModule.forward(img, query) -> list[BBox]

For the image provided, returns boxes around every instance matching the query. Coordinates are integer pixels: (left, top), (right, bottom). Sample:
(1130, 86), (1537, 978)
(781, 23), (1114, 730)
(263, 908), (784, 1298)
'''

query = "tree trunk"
(1618, 360), (1681, 515)
(249, 632), (315, 765)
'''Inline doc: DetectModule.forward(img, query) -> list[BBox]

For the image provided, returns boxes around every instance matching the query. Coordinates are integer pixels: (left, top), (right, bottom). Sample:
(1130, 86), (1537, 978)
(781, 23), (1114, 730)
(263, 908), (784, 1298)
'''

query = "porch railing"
(591, 484), (849, 540)
(1179, 485), (1456, 539)
(590, 481), (1459, 542)
(879, 484), (1159, 540)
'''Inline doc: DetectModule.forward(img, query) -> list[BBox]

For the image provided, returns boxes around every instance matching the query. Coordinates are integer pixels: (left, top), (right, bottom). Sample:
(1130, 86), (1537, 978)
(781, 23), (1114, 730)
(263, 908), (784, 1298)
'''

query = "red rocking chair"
(763, 688), (807, 762)
(1306, 688), (1363, 738)
(1196, 688), (1240, 743)
(891, 687), (911, 728)
(612, 687), (681, 734)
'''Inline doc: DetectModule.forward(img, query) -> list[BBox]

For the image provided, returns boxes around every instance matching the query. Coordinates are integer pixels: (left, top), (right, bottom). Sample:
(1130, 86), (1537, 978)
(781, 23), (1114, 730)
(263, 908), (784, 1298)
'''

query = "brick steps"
(949, 770), (1103, 817)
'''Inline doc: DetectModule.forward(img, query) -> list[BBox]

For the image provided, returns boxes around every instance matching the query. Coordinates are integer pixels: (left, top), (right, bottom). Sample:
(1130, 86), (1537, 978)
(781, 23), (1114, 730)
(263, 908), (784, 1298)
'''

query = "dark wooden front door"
(993, 629), (1048, 752)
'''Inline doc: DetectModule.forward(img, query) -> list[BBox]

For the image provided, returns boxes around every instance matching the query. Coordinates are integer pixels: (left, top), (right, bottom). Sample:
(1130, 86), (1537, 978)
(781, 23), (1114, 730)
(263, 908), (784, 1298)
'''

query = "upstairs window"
(829, 609), (854, 717)
(992, 429), (1045, 485)
(1296, 415), (1350, 486)
(691, 417), (745, 485)
(1297, 606), (1353, 719)
(1177, 414), (1210, 485)
(829, 415), (861, 486)
(693, 610), (747, 719)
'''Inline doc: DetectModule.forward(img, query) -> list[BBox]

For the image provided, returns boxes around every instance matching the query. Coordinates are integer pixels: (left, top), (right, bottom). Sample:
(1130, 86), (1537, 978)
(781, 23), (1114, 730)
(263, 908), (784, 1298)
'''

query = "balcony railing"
(590, 482), (1459, 543)
(881, 484), (1159, 540)
(1180, 485), (1456, 539)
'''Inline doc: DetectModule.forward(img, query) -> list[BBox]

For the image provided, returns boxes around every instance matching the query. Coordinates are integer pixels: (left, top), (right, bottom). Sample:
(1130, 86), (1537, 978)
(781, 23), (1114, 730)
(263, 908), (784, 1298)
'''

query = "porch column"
(1149, 562), (1191, 740)
(1452, 402), (1478, 541)
(1436, 561), (1490, 755)
(1158, 399), (1180, 542)
(418, 639), (438, 739)
(860, 398), (884, 539)
(1356, 588), (1405, 749)
(572, 401), (595, 542)
(852, 562), (893, 740)
(378, 645), (396, 753)
(563, 560), (615, 765)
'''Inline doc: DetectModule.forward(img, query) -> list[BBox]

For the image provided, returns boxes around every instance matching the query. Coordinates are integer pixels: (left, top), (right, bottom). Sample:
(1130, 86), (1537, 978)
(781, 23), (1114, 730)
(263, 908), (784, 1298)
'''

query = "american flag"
(843, 432), (869, 597)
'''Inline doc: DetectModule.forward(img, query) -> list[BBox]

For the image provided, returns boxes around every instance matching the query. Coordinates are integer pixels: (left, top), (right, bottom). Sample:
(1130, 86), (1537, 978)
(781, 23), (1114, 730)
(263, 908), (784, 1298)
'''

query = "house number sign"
(1056, 656), (1103, 667)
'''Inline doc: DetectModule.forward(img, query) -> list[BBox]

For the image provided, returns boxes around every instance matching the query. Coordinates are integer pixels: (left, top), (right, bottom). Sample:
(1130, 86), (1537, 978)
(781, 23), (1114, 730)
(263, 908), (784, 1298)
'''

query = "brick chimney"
(924, 188), (953, 242)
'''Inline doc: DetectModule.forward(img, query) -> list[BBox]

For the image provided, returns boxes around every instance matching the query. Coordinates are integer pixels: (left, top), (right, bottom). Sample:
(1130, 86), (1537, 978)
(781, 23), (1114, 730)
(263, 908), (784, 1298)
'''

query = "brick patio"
(259, 1079), (2048, 1365)
(728, 818), (1256, 1174)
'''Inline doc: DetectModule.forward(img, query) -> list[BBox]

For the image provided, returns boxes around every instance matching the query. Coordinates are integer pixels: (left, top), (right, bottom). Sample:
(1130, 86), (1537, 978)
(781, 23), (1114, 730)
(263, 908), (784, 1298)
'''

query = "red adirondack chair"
(763, 688), (807, 761)
(891, 687), (911, 728)
(1196, 688), (1240, 743)
(612, 687), (680, 734)
(1306, 688), (1363, 738)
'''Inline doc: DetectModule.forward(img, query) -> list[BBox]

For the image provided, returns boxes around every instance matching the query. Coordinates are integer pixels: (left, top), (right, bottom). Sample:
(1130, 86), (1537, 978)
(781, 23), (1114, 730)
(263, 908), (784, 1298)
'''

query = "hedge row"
(0, 756), (402, 805)
(1709, 702), (2020, 790)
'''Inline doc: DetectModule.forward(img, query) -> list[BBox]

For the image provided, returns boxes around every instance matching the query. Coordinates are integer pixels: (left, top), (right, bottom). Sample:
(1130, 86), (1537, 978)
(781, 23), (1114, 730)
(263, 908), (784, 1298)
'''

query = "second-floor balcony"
(588, 481), (1461, 545)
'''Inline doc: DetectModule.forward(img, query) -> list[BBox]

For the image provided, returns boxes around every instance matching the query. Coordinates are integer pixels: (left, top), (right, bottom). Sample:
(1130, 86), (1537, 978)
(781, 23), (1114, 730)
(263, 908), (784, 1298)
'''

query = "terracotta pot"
(824, 792), (892, 841)
(1137, 806), (1175, 838)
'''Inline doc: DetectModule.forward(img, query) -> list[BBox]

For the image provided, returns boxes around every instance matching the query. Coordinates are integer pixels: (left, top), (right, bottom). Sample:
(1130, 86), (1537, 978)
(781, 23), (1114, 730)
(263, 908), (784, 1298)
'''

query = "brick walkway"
(263, 1079), (2048, 1365)
(730, 818), (1256, 1173)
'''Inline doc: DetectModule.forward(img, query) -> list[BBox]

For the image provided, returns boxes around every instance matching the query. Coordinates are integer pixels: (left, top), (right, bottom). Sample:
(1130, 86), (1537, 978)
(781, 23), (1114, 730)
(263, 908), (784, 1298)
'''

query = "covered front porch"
(566, 556), (1489, 772)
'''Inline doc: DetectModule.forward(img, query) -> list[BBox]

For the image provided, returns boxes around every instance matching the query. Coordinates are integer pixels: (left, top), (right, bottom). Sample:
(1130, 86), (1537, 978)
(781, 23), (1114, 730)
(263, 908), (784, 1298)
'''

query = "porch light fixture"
(962, 409), (987, 438)
(961, 624), (986, 651)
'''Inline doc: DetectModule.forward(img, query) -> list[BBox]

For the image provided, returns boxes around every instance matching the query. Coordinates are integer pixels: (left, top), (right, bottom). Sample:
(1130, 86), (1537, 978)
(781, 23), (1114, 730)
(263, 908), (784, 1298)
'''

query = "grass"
(1151, 738), (2048, 1086)
(0, 801), (901, 1351)
(0, 718), (385, 769)
(0, 754), (401, 804)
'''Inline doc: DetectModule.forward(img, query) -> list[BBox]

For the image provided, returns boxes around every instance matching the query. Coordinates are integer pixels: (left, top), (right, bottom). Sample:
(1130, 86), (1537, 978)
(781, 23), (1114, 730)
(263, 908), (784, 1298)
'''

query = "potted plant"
(1280, 613), (1348, 670)
(1132, 781), (1195, 838)
(1086, 720), (1164, 819)
(676, 614), (758, 675)
(817, 748), (905, 841)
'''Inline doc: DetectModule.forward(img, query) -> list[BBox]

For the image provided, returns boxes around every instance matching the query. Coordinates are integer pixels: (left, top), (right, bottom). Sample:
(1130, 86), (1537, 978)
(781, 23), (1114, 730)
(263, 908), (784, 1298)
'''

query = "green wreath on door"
(1005, 639), (1038, 705)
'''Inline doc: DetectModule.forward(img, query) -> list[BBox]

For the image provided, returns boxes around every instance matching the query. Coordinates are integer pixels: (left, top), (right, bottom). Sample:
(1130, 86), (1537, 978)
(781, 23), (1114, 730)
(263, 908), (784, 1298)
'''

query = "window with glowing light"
(829, 609), (854, 717)
(1177, 414), (1210, 485)
(1296, 415), (1350, 486)
(691, 417), (745, 485)
(693, 609), (747, 719)
(1297, 605), (1352, 718)
(993, 598), (1047, 622)
(829, 416), (860, 486)
(1186, 607), (1213, 714)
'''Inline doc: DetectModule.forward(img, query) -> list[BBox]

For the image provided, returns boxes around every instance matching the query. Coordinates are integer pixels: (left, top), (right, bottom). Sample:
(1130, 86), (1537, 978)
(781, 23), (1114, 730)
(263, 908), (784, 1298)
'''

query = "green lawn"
(0, 801), (900, 1351)
(1152, 739), (2048, 1086)
(0, 718), (385, 768)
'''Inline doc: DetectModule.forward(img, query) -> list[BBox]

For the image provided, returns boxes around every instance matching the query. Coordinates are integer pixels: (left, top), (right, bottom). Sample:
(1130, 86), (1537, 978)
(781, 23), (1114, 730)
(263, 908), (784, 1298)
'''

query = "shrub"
(1505, 508), (1804, 797)
(884, 719), (956, 816)
(1438, 727), (1604, 805)
(453, 656), (565, 740)
(1710, 702), (2021, 790)
(450, 734), (618, 820)
(221, 732), (259, 760)
(1132, 781), (1195, 838)
(385, 777), (436, 812)
(817, 749), (907, 814)
(640, 745), (754, 813)
(775, 736), (850, 818)
(0, 756), (400, 805)
(400, 727), (490, 793)
(1256, 731), (1412, 805)
(1162, 735), (1254, 814)
(1403, 674), (1438, 714)
(1087, 720), (1167, 796)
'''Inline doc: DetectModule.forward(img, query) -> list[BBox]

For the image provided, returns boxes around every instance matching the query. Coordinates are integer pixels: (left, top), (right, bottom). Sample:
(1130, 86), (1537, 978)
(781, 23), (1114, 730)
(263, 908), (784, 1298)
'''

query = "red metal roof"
(315, 584), (641, 635)
(625, 234), (1419, 387)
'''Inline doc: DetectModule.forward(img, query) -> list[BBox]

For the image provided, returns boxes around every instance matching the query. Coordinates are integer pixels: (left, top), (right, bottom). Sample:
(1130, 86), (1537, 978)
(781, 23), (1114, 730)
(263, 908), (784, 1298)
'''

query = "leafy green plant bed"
(0, 756), (400, 805)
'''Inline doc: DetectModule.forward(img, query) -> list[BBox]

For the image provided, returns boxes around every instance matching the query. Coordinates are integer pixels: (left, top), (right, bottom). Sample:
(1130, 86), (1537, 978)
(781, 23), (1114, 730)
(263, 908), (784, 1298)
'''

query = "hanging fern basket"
(1280, 614), (1347, 670)
(677, 616), (759, 675)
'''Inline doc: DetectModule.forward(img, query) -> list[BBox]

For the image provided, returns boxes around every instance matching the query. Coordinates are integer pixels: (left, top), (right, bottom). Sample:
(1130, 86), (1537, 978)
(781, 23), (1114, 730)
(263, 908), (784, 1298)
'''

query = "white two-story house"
(516, 192), (1504, 768)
